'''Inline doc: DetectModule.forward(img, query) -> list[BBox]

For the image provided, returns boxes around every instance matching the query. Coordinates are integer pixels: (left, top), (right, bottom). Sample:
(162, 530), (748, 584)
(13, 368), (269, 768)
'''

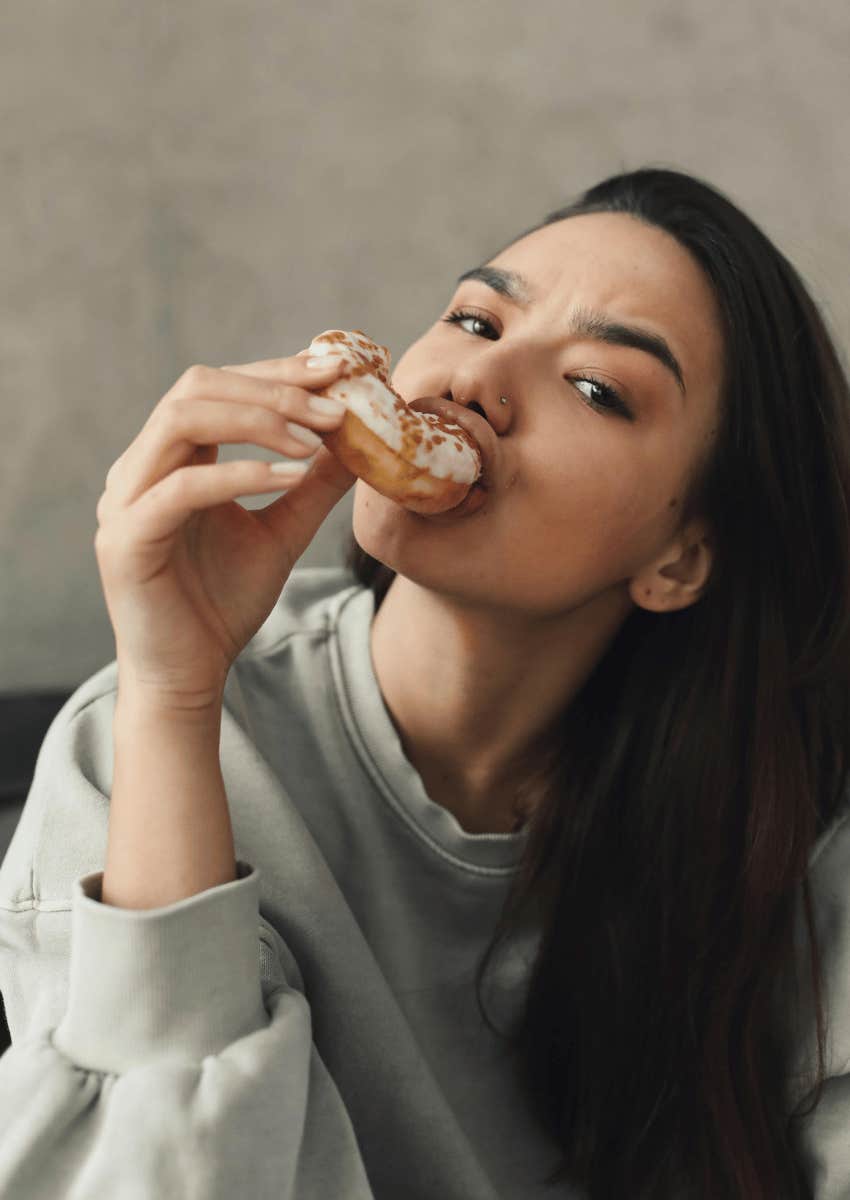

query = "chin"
(351, 480), (418, 572)
(350, 480), (475, 592)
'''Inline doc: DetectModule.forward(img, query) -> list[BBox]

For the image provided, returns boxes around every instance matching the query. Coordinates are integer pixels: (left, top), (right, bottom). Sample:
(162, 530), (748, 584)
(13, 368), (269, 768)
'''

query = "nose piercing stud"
(499, 396), (509, 405)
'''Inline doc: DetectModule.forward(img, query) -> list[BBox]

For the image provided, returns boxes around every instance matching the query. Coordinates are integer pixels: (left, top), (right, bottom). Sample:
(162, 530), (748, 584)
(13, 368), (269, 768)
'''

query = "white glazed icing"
(306, 330), (481, 485)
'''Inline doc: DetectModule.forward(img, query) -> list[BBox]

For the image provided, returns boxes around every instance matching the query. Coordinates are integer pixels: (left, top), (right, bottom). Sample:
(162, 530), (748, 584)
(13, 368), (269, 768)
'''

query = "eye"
(441, 308), (499, 340)
(570, 376), (633, 420)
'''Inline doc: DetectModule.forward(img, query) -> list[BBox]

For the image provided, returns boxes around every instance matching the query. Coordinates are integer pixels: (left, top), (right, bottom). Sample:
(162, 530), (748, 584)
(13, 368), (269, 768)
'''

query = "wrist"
(115, 669), (226, 725)
(106, 679), (232, 909)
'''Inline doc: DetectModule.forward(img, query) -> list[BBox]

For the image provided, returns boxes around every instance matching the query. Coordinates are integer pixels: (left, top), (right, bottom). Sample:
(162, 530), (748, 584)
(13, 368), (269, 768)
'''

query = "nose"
(442, 387), (513, 437)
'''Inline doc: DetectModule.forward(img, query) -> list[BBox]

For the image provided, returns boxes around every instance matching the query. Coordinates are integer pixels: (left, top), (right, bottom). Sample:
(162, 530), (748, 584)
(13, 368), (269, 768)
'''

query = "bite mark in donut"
(305, 329), (482, 514)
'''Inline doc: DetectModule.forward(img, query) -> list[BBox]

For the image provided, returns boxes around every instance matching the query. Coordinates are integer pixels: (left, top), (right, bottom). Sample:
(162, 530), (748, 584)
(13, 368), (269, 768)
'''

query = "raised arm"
(102, 692), (235, 909)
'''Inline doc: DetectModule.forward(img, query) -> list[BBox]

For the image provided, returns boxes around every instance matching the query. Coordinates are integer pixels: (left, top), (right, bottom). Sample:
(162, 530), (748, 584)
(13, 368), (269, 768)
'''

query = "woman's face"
(352, 211), (724, 619)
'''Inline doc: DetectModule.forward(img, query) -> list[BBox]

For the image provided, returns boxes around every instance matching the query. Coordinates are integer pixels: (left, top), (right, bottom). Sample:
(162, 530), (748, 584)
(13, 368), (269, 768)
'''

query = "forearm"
(102, 692), (236, 910)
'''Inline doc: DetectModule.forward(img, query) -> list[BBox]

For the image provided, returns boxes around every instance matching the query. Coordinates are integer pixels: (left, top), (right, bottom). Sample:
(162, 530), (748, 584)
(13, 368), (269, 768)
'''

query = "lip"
(415, 481), (488, 521)
(404, 394), (501, 492)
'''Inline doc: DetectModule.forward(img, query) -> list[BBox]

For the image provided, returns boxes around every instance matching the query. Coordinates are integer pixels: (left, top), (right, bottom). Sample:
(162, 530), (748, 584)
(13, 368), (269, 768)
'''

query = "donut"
(304, 329), (482, 514)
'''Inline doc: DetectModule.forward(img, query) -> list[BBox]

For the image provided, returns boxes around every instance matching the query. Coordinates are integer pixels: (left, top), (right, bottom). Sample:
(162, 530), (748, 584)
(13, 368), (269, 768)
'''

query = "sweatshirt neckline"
(330, 583), (527, 875)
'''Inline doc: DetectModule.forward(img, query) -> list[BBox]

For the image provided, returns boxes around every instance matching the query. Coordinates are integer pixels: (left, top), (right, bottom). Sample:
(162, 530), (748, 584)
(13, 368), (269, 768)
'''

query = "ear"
(628, 520), (714, 613)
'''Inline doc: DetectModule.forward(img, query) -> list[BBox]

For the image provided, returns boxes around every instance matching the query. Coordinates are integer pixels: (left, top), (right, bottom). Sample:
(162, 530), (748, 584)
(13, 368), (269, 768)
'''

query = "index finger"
(219, 352), (346, 378)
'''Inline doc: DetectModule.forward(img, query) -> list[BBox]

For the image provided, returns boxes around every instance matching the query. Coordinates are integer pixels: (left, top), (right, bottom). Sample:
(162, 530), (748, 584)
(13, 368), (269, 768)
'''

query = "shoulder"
(806, 791), (850, 1011)
(0, 666), (119, 906)
(781, 791), (850, 1101)
(807, 788), (850, 904)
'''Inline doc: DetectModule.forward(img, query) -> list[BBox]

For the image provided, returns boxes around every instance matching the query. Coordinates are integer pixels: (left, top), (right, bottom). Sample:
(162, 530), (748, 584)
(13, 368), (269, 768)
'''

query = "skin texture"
(355, 212), (724, 834)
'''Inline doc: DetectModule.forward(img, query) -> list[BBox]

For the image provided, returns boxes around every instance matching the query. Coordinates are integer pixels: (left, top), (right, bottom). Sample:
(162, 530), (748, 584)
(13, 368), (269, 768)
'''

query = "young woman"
(0, 167), (847, 1199)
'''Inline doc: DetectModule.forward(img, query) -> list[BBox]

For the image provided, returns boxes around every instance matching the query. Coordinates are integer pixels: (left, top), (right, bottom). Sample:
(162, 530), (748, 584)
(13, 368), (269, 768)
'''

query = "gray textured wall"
(2, 0), (848, 692)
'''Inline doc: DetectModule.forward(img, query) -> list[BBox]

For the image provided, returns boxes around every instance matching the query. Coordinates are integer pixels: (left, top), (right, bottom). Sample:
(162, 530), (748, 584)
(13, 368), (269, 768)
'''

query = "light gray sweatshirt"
(0, 566), (848, 1199)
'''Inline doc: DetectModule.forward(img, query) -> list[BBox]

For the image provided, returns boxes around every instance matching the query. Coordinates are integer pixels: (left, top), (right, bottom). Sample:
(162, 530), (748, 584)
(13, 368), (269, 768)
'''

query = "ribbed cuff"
(52, 860), (269, 1074)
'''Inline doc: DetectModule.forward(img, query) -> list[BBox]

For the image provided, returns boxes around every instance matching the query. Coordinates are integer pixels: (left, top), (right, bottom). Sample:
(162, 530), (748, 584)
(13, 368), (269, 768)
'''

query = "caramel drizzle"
(312, 330), (480, 464)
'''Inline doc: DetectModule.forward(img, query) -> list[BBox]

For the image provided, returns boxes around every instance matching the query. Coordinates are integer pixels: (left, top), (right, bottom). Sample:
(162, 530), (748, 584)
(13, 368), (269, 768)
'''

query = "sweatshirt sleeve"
(0, 862), (376, 1200)
(0, 673), (375, 1199)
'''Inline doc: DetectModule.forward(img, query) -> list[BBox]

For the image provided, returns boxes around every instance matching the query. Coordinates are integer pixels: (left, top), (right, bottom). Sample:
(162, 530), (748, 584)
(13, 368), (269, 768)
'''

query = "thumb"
(256, 444), (356, 558)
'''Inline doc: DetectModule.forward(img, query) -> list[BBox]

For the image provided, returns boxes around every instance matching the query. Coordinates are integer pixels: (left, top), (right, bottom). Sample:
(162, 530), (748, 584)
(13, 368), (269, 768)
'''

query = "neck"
(369, 573), (632, 835)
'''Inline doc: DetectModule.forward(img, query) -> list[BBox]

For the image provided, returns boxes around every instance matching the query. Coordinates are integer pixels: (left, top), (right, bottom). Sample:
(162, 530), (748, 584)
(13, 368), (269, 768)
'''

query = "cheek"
(522, 434), (676, 571)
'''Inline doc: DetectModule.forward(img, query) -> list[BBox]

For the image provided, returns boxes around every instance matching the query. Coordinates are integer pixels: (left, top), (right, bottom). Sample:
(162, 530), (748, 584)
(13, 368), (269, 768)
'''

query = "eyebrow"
(456, 265), (687, 396)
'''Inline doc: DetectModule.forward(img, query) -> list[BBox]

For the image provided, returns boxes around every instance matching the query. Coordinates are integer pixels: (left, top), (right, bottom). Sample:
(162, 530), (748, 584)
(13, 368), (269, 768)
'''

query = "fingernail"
(269, 460), (311, 474)
(308, 395), (346, 415)
(287, 422), (323, 448)
(306, 356), (339, 369)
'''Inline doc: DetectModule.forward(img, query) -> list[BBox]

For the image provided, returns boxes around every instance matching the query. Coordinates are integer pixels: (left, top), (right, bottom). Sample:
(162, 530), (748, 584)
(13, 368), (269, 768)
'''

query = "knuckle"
(166, 365), (208, 408)
(247, 404), (275, 433)
(268, 379), (292, 410)
(93, 522), (117, 558)
(179, 363), (210, 390)
(103, 451), (126, 490)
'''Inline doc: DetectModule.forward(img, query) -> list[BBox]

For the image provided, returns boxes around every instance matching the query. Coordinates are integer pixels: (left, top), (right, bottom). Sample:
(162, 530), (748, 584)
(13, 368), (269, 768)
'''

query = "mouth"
(404, 394), (500, 493)
(431, 479), (488, 519)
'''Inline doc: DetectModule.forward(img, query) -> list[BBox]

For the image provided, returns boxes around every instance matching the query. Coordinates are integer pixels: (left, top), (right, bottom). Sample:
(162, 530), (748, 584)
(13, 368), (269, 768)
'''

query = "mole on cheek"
(669, 497), (678, 508)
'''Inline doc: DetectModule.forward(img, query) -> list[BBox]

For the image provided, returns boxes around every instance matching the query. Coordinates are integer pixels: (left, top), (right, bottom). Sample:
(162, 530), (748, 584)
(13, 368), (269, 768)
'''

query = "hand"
(94, 352), (355, 710)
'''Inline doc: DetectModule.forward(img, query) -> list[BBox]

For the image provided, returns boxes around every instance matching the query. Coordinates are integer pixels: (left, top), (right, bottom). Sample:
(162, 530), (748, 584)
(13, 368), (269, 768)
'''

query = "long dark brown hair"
(346, 167), (850, 1197)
